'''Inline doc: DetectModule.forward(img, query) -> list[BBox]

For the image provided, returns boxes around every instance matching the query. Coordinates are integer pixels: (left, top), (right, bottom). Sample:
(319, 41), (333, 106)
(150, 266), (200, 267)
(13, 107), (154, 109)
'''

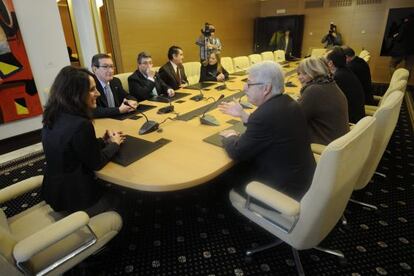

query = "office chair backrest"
(114, 72), (132, 93)
(274, 50), (286, 62)
(261, 51), (274, 61)
(232, 56), (250, 71)
(291, 116), (376, 249)
(183, 61), (201, 85)
(248, 54), (262, 66)
(390, 68), (409, 84)
(310, 48), (327, 58)
(221, 57), (234, 74)
(354, 91), (404, 190)
(379, 79), (407, 106)
(359, 49), (370, 63)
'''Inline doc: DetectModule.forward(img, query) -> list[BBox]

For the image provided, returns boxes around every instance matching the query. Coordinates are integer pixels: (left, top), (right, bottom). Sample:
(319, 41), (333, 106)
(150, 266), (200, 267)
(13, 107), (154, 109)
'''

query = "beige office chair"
(390, 68), (409, 84)
(0, 176), (122, 276)
(230, 116), (376, 275)
(358, 49), (371, 63)
(260, 51), (274, 61)
(274, 50), (286, 63)
(183, 61), (201, 85)
(232, 56), (250, 72)
(365, 79), (407, 115)
(350, 91), (404, 209)
(248, 54), (262, 66)
(114, 72), (132, 92)
(310, 48), (327, 58)
(221, 57), (235, 74)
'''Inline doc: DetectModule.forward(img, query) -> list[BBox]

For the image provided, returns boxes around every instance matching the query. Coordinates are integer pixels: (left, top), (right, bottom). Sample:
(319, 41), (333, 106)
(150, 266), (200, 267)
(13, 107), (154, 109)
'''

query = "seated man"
(91, 53), (138, 118)
(158, 46), (188, 90)
(218, 61), (316, 201)
(325, 47), (365, 124)
(342, 46), (375, 105)
(128, 52), (174, 101)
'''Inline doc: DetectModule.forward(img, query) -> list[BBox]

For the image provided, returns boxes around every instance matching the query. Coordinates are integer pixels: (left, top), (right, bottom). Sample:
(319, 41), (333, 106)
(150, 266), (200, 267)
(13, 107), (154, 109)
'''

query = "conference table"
(94, 61), (301, 192)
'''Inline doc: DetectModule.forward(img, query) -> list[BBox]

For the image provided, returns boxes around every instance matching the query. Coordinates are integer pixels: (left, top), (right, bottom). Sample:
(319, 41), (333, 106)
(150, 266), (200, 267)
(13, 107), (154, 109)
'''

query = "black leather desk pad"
(175, 91), (245, 121)
(112, 136), (171, 166)
(183, 82), (215, 90)
(203, 121), (246, 148)
(148, 92), (191, 103)
(112, 104), (156, 121)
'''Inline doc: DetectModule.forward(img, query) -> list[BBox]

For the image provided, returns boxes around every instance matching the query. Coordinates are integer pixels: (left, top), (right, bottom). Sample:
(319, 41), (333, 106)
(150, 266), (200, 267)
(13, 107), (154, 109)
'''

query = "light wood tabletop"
(94, 62), (300, 192)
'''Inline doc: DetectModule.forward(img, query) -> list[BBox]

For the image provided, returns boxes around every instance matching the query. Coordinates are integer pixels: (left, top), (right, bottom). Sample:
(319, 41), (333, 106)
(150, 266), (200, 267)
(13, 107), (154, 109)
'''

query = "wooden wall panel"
(58, 4), (77, 55)
(260, 0), (414, 84)
(111, 0), (260, 73)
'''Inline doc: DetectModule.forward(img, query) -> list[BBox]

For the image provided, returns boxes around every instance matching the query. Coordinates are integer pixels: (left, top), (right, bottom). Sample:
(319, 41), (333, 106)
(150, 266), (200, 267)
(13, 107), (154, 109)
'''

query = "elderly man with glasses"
(91, 53), (138, 118)
(218, 61), (315, 201)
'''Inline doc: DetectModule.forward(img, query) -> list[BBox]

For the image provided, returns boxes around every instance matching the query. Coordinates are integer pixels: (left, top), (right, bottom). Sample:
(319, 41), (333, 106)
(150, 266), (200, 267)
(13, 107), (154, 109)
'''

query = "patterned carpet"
(1, 89), (413, 275)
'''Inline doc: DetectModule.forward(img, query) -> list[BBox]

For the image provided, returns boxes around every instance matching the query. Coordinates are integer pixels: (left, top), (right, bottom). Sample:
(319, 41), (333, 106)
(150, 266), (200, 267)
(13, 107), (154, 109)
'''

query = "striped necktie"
(104, 85), (115, 108)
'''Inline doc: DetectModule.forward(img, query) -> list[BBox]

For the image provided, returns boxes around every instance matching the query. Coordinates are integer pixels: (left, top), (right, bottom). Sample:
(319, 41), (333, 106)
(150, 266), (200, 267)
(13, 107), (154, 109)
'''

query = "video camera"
(329, 23), (336, 34)
(201, 22), (215, 37)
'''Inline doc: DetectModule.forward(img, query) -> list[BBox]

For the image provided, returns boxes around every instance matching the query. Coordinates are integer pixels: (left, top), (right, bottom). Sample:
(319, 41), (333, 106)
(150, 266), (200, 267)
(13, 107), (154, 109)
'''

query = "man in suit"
(218, 61), (316, 201)
(91, 53), (138, 118)
(128, 51), (175, 101)
(326, 47), (365, 124)
(342, 46), (375, 105)
(277, 29), (293, 59)
(158, 46), (188, 90)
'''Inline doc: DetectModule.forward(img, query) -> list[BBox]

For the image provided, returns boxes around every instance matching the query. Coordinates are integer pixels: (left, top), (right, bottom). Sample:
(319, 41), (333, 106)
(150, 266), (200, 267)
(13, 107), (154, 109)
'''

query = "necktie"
(104, 85), (115, 108)
(176, 67), (181, 84)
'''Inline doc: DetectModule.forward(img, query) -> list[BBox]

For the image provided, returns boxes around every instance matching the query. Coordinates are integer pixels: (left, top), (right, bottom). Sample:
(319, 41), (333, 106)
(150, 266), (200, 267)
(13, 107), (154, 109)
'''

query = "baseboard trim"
(0, 129), (42, 155)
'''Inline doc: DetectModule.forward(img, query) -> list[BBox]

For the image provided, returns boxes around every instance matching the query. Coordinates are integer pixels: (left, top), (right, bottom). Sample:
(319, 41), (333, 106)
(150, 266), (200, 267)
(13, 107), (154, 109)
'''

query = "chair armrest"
(373, 95), (382, 101)
(13, 211), (90, 263)
(245, 181), (300, 216)
(311, 143), (326, 155)
(365, 108), (376, 116)
(0, 175), (43, 204)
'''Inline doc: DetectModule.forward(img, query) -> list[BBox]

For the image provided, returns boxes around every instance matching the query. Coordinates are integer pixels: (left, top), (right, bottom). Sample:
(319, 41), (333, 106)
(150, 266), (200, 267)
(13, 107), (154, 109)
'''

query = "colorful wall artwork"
(0, 0), (42, 124)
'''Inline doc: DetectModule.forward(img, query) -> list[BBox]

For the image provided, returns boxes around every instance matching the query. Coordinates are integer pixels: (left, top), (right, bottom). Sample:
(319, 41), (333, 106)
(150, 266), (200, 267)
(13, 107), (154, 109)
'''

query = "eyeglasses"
(245, 82), (266, 89)
(97, 65), (115, 70)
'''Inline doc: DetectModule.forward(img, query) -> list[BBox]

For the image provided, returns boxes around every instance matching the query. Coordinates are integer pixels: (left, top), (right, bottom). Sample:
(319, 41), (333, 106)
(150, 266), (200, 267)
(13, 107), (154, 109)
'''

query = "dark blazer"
(333, 67), (366, 124)
(158, 62), (188, 90)
(277, 35), (293, 56)
(128, 70), (171, 101)
(41, 113), (119, 212)
(222, 94), (316, 201)
(93, 76), (136, 118)
(298, 77), (349, 145)
(347, 56), (375, 105)
(199, 63), (229, 82)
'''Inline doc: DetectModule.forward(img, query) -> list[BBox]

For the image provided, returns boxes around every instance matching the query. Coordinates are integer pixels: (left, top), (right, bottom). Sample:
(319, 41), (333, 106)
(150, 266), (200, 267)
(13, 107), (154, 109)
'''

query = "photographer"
(195, 23), (222, 62)
(321, 23), (342, 49)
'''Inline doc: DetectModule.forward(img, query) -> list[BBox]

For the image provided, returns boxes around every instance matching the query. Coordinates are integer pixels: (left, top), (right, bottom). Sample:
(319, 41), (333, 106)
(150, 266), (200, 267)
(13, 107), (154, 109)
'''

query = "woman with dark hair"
(199, 52), (229, 82)
(42, 66), (125, 215)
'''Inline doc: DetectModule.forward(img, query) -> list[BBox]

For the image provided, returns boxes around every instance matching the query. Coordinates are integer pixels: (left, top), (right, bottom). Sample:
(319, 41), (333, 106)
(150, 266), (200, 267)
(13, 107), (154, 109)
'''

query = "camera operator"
(321, 23), (343, 49)
(195, 23), (222, 62)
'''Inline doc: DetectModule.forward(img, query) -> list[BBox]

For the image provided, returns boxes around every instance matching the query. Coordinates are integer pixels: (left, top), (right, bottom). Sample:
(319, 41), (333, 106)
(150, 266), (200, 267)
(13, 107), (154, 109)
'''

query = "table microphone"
(190, 88), (204, 101)
(238, 94), (254, 109)
(200, 94), (225, 126)
(157, 95), (174, 114)
(138, 111), (159, 135)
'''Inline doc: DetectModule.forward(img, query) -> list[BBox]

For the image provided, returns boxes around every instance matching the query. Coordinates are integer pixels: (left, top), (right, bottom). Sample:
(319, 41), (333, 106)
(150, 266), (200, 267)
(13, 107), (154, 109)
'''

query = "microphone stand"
(137, 111), (159, 135)
(238, 94), (254, 109)
(157, 95), (174, 114)
(200, 94), (225, 126)
(190, 88), (204, 101)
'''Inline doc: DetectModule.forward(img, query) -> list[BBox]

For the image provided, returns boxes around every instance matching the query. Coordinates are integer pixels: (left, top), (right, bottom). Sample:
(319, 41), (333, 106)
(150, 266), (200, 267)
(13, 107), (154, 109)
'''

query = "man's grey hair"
(247, 61), (285, 95)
